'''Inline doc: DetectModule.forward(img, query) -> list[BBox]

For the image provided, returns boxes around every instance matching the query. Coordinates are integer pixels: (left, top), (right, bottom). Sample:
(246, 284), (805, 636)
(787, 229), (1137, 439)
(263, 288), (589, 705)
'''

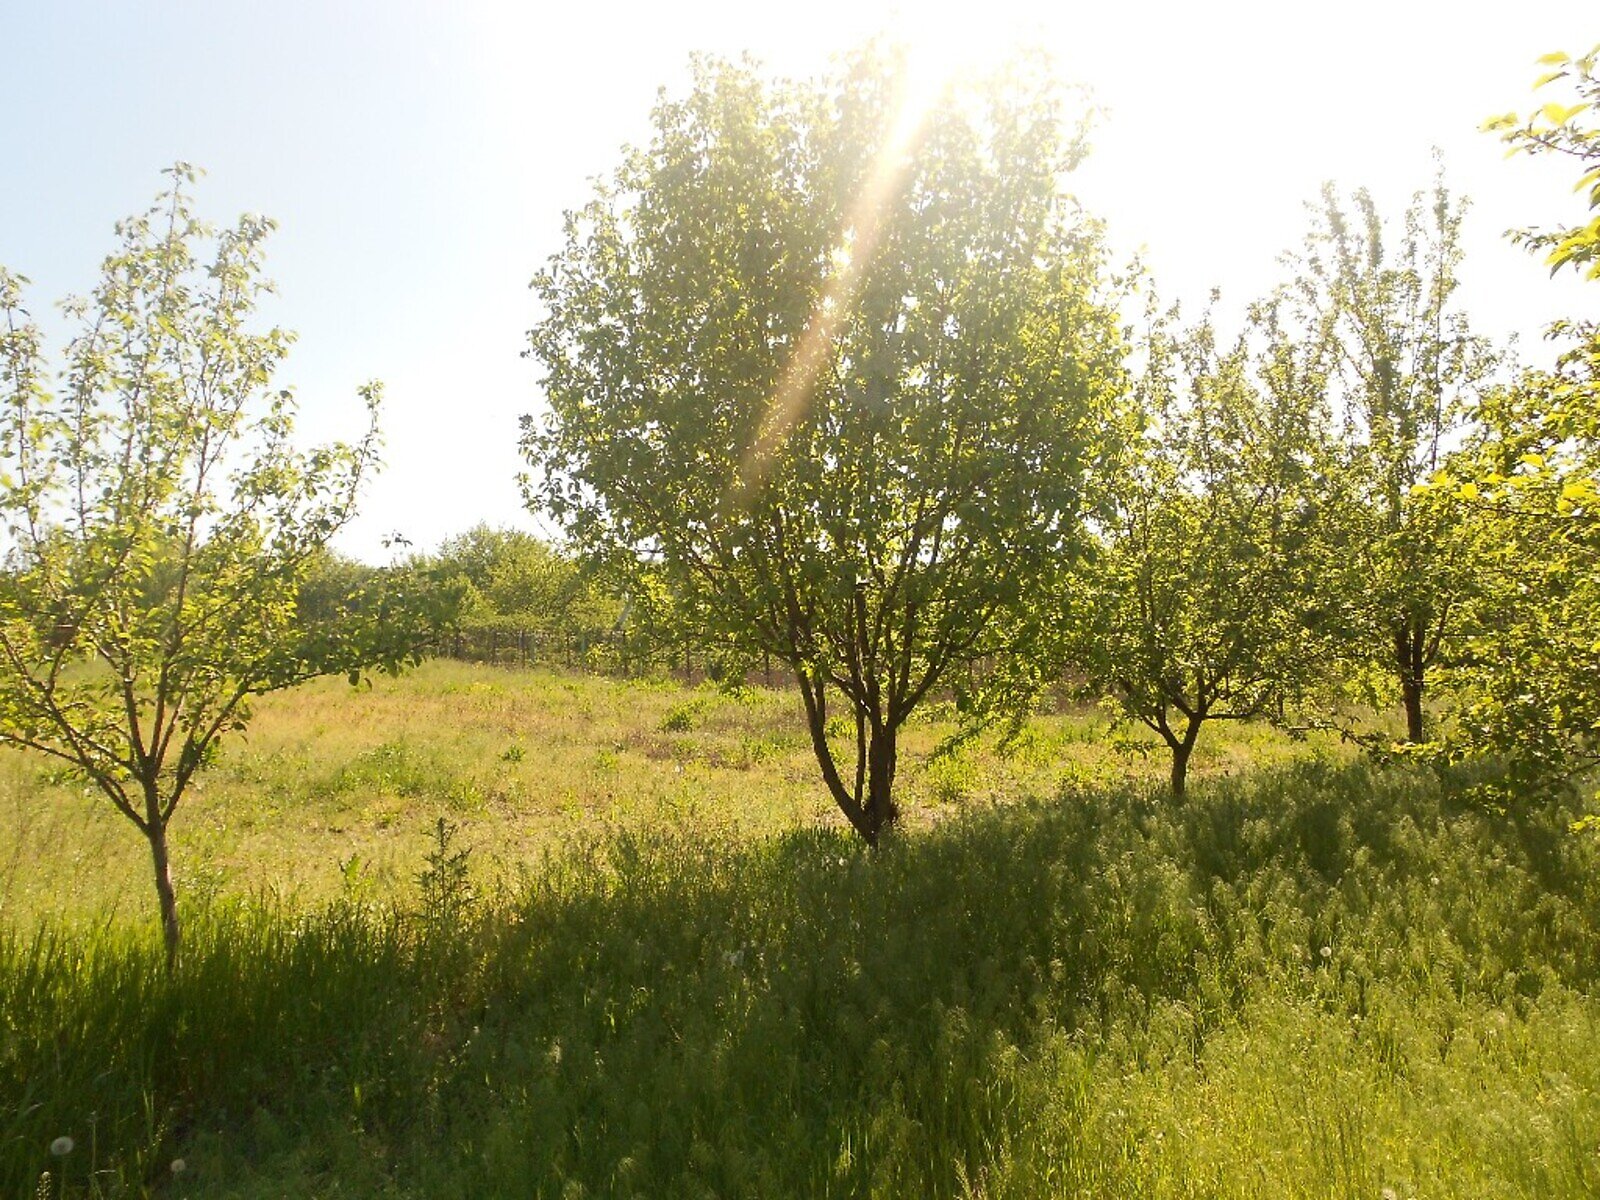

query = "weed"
(659, 697), (707, 732)
(415, 817), (475, 933)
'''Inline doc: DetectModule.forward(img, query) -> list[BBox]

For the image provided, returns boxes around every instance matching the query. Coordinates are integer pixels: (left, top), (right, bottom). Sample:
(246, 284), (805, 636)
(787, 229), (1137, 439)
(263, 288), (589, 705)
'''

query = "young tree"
(1288, 177), (1497, 743)
(1076, 304), (1330, 796)
(523, 50), (1128, 842)
(0, 167), (416, 967)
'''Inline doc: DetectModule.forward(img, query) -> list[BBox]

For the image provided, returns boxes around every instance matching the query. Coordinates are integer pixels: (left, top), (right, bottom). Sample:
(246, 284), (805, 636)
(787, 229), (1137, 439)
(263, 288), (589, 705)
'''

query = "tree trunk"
(795, 669), (900, 845)
(146, 819), (181, 974)
(1164, 713), (1203, 800)
(863, 723), (899, 844)
(1401, 677), (1425, 743)
(1393, 625), (1426, 743)
(1170, 740), (1192, 799)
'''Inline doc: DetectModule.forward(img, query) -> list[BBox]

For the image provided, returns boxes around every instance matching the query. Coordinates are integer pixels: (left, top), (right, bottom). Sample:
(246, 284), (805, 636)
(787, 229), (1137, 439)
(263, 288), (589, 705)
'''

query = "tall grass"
(4, 759), (1597, 1197)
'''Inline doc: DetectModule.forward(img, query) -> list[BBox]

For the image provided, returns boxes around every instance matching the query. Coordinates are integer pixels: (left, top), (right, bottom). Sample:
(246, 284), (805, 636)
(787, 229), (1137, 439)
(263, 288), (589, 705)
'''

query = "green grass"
(3, 664), (1596, 1197)
(0, 660), (1323, 927)
(6, 757), (1600, 1196)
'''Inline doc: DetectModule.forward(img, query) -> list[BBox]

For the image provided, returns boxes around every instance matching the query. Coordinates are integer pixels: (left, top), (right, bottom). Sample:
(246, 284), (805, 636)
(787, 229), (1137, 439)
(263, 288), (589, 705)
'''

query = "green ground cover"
(3, 663), (1596, 1198)
(0, 661), (1312, 926)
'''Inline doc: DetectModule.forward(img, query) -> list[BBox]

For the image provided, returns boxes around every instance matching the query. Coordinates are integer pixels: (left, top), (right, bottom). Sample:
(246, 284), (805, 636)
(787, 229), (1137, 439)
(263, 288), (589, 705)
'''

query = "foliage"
(423, 524), (621, 653)
(4, 759), (1598, 1196)
(1286, 175), (1498, 742)
(1447, 335), (1600, 799)
(523, 48), (1129, 840)
(1432, 50), (1600, 799)
(293, 550), (381, 627)
(1484, 44), (1600, 280)
(1074, 302), (1331, 795)
(0, 167), (418, 966)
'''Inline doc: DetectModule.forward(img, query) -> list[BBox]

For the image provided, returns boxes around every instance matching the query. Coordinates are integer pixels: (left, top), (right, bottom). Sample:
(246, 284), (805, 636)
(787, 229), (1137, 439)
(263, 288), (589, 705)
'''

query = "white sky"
(3, 0), (1596, 561)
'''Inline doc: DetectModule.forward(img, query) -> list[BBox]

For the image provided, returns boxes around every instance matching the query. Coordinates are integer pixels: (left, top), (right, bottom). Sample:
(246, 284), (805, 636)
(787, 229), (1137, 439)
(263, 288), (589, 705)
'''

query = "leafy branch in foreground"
(0, 166), (421, 967)
(1485, 44), (1600, 280)
(1425, 51), (1600, 804)
(1445, 334), (1600, 800)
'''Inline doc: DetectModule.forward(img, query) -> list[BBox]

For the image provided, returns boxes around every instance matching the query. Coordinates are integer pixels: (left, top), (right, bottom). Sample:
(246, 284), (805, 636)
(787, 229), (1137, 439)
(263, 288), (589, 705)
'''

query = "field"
(4, 662), (1600, 1198)
(0, 661), (1311, 926)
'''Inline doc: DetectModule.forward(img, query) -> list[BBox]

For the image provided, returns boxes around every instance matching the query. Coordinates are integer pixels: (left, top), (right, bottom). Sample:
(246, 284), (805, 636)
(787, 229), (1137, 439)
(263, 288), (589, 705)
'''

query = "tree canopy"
(523, 49), (1129, 840)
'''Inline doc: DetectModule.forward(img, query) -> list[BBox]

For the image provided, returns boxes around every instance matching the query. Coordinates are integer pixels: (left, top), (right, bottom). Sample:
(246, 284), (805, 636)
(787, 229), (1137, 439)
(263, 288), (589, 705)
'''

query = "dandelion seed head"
(49, 1136), (74, 1157)
(171, 1158), (187, 1175)
(1320, 945), (1332, 959)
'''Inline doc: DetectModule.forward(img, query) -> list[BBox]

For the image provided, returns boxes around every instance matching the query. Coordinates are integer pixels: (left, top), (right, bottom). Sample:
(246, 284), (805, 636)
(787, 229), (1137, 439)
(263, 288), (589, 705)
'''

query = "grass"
(0, 660), (1322, 927)
(3, 663), (1597, 1197)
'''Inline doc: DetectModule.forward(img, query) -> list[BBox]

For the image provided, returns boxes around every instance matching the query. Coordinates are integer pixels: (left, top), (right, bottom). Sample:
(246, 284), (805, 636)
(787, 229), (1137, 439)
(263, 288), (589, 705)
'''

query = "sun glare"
(729, 21), (1013, 507)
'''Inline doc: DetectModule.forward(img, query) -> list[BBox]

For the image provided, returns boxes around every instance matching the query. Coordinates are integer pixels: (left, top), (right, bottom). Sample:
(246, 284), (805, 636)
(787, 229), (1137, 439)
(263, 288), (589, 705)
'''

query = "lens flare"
(728, 43), (964, 508)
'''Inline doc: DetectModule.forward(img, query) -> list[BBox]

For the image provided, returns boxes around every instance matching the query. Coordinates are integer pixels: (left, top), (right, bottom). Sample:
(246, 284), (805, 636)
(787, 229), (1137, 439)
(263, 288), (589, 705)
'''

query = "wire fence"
(433, 626), (788, 686)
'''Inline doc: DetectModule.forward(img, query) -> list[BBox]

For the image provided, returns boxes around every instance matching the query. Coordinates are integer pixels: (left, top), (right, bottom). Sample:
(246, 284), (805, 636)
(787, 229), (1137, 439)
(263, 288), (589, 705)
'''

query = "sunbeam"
(727, 42), (965, 509)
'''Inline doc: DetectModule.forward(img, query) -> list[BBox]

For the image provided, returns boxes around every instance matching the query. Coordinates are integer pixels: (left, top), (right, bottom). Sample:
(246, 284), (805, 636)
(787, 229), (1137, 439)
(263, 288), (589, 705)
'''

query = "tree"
(1442, 46), (1600, 793)
(0, 167), (417, 967)
(1288, 177), (1497, 743)
(523, 49), (1128, 842)
(1075, 303), (1330, 796)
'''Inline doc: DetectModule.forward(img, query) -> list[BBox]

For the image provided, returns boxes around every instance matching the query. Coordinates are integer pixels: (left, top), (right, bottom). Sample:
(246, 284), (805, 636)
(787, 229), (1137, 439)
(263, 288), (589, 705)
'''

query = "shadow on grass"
(4, 759), (1599, 1197)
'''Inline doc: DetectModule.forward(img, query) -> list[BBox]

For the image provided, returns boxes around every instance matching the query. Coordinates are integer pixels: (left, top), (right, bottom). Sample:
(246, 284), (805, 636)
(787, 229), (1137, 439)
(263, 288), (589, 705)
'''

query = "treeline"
(299, 529), (670, 674)
(305, 526), (810, 680)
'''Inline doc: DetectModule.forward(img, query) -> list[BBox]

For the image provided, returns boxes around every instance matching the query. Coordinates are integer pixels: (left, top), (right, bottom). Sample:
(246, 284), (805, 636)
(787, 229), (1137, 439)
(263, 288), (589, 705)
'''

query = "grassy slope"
(3, 664), (1597, 1198)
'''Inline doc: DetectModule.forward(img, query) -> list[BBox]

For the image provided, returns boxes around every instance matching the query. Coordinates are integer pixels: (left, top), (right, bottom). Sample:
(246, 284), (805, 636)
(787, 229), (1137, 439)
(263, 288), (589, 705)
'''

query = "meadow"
(0, 661), (1308, 927)
(4, 662), (1599, 1198)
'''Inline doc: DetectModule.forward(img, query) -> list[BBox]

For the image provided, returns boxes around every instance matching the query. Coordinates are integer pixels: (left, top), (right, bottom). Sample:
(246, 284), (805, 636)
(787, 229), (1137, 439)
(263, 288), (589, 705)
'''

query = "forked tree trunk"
(796, 669), (901, 846)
